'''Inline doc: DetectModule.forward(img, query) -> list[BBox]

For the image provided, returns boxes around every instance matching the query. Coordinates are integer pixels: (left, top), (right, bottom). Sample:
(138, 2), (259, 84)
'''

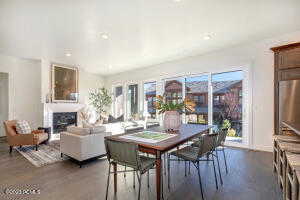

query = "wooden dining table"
(105, 124), (211, 200)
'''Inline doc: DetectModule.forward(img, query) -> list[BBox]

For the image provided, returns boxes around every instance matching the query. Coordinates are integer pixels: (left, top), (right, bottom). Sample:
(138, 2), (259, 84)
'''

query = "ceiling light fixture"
(65, 52), (72, 57)
(203, 35), (212, 40)
(100, 33), (109, 39)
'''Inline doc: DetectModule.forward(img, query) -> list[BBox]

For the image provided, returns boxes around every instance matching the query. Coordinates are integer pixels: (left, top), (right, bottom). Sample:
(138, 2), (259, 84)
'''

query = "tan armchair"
(3, 120), (49, 153)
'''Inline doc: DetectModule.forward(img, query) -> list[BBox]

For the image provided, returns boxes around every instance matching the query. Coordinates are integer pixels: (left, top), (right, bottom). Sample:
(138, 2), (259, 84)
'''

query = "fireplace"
(53, 112), (77, 134)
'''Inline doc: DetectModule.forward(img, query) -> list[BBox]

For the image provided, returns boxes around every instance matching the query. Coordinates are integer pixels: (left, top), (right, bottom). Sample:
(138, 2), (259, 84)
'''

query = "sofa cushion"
(90, 126), (106, 134)
(67, 126), (91, 136)
(16, 120), (32, 134)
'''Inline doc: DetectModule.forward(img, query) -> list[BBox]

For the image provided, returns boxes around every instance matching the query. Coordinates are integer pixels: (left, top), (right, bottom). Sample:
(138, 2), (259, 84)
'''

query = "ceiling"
(0, 0), (300, 76)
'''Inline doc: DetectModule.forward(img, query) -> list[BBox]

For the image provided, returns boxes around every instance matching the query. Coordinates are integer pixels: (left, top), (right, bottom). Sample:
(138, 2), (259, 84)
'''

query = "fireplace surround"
(53, 112), (77, 134)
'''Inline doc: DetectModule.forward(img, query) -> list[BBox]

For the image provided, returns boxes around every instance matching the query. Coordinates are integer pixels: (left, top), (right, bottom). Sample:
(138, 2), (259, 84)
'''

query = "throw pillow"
(16, 120), (32, 134)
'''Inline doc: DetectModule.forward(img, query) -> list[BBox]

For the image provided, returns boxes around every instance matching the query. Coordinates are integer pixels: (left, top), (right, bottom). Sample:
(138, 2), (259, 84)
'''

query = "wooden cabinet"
(278, 48), (300, 69)
(280, 68), (300, 81)
(271, 42), (300, 135)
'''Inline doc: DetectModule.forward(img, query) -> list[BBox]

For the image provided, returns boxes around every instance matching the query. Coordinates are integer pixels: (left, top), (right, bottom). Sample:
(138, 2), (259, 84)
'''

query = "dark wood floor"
(0, 139), (281, 200)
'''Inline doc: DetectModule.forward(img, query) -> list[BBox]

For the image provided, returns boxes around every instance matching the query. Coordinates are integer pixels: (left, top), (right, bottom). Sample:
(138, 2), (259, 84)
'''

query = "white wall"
(0, 54), (43, 130)
(0, 73), (9, 136)
(104, 30), (300, 152)
(41, 59), (104, 104)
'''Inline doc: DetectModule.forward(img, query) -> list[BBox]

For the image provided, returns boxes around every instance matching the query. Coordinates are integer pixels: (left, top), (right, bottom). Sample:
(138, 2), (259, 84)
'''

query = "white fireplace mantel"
(43, 103), (86, 132)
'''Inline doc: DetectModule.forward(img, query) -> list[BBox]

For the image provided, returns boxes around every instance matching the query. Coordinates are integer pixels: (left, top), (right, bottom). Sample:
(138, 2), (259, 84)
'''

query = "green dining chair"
(215, 129), (229, 174)
(167, 133), (220, 200)
(104, 139), (156, 200)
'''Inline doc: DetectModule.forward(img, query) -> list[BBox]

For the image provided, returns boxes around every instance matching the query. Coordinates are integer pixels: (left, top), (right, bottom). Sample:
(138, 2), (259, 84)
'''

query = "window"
(114, 86), (124, 120)
(185, 75), (208, 124)
(212, 71), (243, 143)
(164, 79), (183, 104)
(144, 82), (157, 119)
(127, 84), (138, 119)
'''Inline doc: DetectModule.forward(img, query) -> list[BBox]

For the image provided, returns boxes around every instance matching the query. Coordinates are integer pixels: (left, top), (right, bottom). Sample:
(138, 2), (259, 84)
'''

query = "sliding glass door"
(127, 84), (139, 120)
(114, 86), (124, 120)
(163, 69), (248, 147)
(212, 71), (243, 143)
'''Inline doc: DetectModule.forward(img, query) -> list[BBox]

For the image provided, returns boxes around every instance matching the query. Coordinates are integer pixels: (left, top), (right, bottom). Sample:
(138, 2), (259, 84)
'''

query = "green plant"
(89, 87), (112, 118)
(155, 95), (195, 114)
(221, 119), (231, 130)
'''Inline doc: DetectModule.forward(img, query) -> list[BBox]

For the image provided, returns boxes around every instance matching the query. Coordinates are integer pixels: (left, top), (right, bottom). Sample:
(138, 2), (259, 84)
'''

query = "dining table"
(105, 123), (211, 200)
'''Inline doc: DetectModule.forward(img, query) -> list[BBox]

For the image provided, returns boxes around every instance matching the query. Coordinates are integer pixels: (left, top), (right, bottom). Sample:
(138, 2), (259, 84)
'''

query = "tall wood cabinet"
(271, 42), (300, 135)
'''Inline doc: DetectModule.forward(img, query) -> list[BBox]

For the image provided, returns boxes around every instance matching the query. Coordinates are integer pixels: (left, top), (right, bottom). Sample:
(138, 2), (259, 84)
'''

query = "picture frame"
(51, 63), (79, 103)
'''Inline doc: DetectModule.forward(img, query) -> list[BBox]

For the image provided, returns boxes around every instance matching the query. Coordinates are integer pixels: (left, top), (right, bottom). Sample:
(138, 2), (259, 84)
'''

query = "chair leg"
(189, 161), (191, 174)
(105, 163), (111, 200)
(222, 147), (228, 174)
(196, 162), (204, 200)
(133, 171), (136, 188)
(137, 173), (142, 200)
(164, 153), (167, 176)
(124, 165), (126, 178)
(168, 154), (171, 190)
(185, 161), (187, 177)
(9, 146), (12, 154)
(35, 145), (38, 151)
(215, 151), (223, 185)
(212, 154), (219, 190)
(147, 171), (150, 188)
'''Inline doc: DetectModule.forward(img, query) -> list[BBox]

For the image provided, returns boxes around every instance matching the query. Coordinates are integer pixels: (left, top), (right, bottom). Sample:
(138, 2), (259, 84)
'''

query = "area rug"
(16, 141), (66, 167)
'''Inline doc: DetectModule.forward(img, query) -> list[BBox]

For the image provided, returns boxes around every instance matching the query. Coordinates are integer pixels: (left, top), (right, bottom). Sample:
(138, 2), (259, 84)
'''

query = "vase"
(163, 111), (181, 131)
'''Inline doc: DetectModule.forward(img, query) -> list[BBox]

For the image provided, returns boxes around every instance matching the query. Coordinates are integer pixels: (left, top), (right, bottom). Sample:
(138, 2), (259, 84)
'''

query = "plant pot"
(163, 111), (181, 131)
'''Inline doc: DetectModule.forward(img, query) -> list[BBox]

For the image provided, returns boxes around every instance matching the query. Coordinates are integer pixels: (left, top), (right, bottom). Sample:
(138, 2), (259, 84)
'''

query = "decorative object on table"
(155, 95), (196, 131)
(51, 63), (78, 103)
(89, 87), (112, 124)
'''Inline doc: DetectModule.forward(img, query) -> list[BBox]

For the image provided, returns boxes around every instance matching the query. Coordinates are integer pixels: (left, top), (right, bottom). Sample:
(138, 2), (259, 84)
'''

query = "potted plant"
(155, 95), (195, 131)
(89, 87), (112, 124)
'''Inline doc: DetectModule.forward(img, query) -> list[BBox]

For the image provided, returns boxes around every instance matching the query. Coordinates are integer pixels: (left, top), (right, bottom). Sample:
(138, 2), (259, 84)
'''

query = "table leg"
(113, 163), (117, 194)
(156, 152), (162, 200)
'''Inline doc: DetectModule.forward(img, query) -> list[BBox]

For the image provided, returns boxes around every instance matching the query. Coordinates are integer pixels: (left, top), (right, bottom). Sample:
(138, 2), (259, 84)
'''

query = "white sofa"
(60, 126), (111, 167)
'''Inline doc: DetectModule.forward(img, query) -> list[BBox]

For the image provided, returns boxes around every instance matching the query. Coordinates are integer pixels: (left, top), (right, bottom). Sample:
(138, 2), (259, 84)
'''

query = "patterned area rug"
(16, 141), (66, 167)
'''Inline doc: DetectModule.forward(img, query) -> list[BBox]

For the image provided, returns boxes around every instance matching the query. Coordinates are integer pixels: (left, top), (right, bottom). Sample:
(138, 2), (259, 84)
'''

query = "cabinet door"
(280, 68), (300, 81)
(278, 48), (300, 69)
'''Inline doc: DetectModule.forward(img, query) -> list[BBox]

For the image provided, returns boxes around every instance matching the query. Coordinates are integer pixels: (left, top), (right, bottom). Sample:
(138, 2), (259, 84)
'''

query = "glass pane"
(144, 82), (156, 119)
(185, 75), (209, 124)
(127, 84), (138, 119)
(212, 71), (243, 143)
(114, 86), (124, 120)
(164, 79), (183, 105)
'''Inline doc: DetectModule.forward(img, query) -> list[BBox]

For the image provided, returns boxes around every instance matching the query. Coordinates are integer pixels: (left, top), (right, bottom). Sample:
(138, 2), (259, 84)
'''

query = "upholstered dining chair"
(167, 133), (221, 200)
(3, 120), (48, 153)
(104, 139), (157, 200)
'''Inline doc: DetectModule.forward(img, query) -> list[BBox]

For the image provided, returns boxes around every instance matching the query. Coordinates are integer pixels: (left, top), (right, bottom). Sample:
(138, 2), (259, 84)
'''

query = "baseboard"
(251, 145), (273, 152)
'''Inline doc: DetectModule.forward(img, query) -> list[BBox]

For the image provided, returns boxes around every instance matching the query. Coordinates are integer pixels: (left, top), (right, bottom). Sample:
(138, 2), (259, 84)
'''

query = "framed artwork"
(51, 63), (78, 103)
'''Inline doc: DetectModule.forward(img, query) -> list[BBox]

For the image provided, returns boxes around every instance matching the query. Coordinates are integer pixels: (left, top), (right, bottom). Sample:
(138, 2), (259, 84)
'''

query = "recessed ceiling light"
(203, 35), (212, 40)
(174, 0), (181, 2)
(108, 65), (112, 69)
(100, 33), (109, 39)
(65, 52), (72, 57)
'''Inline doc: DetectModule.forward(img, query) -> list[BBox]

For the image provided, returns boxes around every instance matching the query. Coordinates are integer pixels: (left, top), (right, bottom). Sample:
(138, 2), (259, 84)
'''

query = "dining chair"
(215, 129), (229, 174)
(104, 139), (156, 200)
(167, 133), (220, 200)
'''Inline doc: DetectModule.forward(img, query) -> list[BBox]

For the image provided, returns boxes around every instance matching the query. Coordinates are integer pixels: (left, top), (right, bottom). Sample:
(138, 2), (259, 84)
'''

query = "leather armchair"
(3, 120), (49, 153)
